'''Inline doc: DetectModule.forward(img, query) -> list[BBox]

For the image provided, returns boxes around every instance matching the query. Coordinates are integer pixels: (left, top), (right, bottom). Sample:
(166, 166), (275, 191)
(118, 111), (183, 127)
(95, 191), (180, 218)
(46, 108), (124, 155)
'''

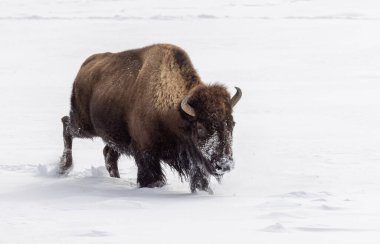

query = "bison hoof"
(190, 185), (214, 195)
(108, 169), (120, 178)
(109, 172), (120, 178)
(205, 187), (214, 195)
(57, 164), (73, 176)
(58, 154), (73, 175)
(140, 180), (166, 188)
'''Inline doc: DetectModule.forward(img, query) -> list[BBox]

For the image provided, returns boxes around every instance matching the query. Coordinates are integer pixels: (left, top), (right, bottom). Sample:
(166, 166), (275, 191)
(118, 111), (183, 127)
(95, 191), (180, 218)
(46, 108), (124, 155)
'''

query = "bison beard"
(58, 44), (241, 193)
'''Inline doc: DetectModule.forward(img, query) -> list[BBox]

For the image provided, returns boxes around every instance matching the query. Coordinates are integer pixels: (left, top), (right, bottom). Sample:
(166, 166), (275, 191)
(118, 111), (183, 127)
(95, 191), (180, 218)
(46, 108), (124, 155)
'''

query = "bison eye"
(196, 123), (207, 138)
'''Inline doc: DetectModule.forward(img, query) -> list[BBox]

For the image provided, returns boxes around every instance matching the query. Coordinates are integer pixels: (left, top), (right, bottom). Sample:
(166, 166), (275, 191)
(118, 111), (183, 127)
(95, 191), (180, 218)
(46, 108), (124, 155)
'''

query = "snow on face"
(198, 130), (234, 174)
(199, 131), (219, 161)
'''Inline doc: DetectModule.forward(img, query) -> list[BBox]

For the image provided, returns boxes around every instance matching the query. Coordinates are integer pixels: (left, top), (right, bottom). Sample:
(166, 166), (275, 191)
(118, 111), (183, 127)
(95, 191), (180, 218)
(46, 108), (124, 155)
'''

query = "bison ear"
(181, 95), (196, 117)
(231, 87), (242, 107)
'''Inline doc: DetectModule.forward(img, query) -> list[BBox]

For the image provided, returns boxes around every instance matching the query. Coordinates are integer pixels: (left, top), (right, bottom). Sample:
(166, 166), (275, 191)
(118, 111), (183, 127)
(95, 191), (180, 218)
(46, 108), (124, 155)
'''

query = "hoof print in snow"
(262, 223), (288, 233)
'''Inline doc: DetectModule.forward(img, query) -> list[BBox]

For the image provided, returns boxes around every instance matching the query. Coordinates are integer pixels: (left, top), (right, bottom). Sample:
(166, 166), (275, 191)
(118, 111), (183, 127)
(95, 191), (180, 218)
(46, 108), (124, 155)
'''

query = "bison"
(59, 44), (242, 193)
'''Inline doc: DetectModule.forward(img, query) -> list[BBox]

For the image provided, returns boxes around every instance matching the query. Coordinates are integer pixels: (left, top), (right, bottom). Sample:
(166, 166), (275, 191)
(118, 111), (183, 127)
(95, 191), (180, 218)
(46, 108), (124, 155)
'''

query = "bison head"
(181, 85), (242, 177)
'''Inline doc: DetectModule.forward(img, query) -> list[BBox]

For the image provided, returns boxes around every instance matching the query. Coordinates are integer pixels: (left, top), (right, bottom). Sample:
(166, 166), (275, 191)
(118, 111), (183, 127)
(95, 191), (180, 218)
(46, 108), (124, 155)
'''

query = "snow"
(1, 0), (380, 243)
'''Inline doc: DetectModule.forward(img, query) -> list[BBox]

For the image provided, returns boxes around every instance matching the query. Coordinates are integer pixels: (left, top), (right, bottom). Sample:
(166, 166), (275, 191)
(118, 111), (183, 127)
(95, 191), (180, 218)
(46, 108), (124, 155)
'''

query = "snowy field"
(1, 0), (380, 243)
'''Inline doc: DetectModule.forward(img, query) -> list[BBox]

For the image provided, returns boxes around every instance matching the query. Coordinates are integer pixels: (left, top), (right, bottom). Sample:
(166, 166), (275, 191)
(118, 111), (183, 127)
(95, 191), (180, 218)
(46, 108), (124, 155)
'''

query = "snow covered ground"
(1, 0), (380, 243)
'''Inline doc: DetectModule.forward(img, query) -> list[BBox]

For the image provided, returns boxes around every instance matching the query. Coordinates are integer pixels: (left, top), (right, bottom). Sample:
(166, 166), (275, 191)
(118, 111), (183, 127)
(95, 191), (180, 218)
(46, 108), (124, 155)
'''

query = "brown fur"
(59, 44), (240, 192)
(71, 44), (201, 148)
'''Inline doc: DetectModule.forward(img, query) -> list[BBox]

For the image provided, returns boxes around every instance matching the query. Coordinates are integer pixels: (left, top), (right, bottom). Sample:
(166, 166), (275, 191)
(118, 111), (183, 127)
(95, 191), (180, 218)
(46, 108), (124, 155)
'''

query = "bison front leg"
(135, 153), (166, 188)
(190, 163), (213, 194)
(103, 145), (120, 178)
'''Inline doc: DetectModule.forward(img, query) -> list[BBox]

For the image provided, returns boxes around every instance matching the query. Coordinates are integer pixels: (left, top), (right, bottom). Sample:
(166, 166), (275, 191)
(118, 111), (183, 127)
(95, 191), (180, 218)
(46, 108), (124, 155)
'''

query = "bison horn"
(181, 95), (196, 117)
(231, 87), (242, 107)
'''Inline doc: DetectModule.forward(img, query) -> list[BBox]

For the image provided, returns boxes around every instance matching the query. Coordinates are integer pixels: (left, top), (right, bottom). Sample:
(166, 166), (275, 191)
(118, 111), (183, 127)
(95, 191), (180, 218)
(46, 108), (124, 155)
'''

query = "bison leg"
(58, 116), (74, 175)
(190, 164), (213, 194)
(103, 145), (120, 178)
(135, 153), (166, 188)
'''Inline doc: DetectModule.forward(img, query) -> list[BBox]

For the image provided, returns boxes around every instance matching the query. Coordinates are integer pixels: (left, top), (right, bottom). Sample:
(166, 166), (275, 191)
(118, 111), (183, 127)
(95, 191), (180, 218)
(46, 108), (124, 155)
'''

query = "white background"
(1, 0), (380, 243)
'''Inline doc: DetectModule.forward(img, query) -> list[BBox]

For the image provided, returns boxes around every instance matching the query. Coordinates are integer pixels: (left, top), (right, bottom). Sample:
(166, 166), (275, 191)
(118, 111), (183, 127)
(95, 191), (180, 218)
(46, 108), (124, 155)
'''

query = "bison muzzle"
(58, 44), (242, 194)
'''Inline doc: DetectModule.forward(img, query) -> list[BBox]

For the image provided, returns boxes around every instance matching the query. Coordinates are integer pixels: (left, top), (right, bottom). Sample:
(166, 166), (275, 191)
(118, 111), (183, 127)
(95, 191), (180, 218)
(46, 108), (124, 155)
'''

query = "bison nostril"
(215, 163), (232, 174)
(223, 165), (231, 172)
(215, 164), (224, 175)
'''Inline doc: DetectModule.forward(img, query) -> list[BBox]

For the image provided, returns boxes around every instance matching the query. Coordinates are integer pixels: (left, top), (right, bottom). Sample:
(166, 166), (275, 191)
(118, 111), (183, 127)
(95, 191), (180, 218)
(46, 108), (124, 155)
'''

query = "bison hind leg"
(135, 153), (166, 188)
(58, 116), (73, 175)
